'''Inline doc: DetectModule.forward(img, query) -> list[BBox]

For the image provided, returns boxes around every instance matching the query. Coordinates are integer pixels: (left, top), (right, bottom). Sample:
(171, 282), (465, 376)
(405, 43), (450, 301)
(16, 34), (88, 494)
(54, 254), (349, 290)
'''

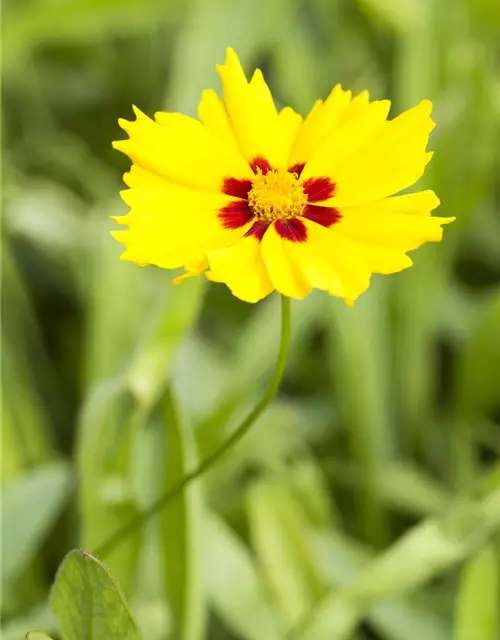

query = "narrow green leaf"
(289, 457), (339, 528)
(50, 550), (141, 640)
(327, 286), (392, 546)
(299, 483), (500, 640)
(247, 480), (327, 627)
(457, 290), (500, 417)
(26, 633), (55, 640)
(311, 531), (451, 640)
(2, 461), (71, 586)
(83, 217), (151, 388)
(127, 275), (204, 409)
(326, 460), (450, 517)
(454, 544), (499, 640)
(206, 514), (284, 640)
(355, 0), (426, 32)
(1, 241), (55, 480)
(77, 377), (142, 594)
(161, 390), (205, 640)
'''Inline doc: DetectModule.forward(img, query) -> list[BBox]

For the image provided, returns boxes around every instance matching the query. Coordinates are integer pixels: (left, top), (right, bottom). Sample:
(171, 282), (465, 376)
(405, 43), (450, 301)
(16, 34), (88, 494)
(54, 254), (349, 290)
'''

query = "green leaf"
(326, 460), (450, 517)
(247, 480), (327, 627)
(299, 483), (500, 640)
(1, 242), (55, 481)
(454, 544), (500, 640)
(26, 633), (55, 640)
(206, 514), (284, 640)
(311, 531), (451, 640)
(77, 377), (142, 594)
(161, 390), (205, 640)
(327, 286), (392, 546)
(50, 550), (141, 640)
(127, 275), (204, 408)
(457, 290), (500, 417)
(289, 457), (339, 528)
(83, 217), (153, 388)
(355, 0), (426, 32)
(2, 461), (71, 586)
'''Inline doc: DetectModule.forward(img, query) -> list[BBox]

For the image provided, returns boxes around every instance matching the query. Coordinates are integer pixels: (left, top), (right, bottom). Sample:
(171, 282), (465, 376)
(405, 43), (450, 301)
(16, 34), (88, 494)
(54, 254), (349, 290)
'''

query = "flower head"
(112, 48), (454, 303)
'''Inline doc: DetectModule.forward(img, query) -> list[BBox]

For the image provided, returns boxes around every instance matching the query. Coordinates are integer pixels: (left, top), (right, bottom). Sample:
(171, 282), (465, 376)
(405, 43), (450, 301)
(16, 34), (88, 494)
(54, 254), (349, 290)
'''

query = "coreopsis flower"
(112, 48), (454, 304)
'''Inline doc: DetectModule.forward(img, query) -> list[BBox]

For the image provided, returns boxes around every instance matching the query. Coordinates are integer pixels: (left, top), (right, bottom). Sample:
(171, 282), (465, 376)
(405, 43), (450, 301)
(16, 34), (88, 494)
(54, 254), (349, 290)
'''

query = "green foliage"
(2, 462), (71, 586)
(3, 0), (500, 638)
(205, 514), (284, 639)
(49, 551), (141, 640)
(161, 391), (206, 640)
(454, 544), (500, 640)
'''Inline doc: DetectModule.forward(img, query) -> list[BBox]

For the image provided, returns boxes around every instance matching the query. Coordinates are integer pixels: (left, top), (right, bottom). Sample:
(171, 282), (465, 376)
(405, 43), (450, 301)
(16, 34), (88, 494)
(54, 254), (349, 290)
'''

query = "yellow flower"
(112, 48), (454, 304)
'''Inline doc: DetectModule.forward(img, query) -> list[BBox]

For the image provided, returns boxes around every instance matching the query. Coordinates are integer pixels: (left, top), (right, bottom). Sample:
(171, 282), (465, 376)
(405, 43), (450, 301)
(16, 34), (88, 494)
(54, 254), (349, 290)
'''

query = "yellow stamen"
(248, 169), (307, 222)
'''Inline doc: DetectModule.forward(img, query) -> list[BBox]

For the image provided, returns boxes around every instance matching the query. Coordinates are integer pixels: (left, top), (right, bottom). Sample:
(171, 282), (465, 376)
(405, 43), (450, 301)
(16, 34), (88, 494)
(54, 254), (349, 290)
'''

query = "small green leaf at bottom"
(50, 550), (141, 640)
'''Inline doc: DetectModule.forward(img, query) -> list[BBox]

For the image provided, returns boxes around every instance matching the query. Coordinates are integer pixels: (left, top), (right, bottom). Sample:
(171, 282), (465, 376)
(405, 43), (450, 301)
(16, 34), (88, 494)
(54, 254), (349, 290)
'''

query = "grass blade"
(77, 378), (142, 594)
(206, 514), (284, 640)
(161, 390), (205, 640)
(2, 462), (71, 586)
(247, 480), (327, 627)
(299, 480), (500, 639)
(454, 544), (499, 640)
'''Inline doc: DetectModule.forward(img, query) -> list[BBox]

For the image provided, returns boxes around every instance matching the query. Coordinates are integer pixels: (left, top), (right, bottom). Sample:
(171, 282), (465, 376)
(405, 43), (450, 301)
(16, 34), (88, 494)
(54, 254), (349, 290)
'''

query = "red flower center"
(220, 157), (340, 242)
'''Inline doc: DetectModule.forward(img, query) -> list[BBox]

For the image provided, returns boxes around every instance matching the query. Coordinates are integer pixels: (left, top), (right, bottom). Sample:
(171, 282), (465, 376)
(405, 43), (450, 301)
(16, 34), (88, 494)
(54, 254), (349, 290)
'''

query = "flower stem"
(94, 294), (291, 559)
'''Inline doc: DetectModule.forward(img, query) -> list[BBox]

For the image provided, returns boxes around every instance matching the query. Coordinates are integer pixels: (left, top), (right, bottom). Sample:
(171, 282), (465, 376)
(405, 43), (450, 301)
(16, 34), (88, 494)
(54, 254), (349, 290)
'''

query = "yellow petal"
(341, 190), (440, 216)
(329, 100), (435, 206)
(278, 106), (303, 165)
(289, 84), (352, 167)
(300, 98), (391, 182)
(113, 181), (248, 269)
(217, 48), (290, 168)
(206, 235), (274, 303)
(197, 89), (243, 160)
(261, 220), (371, 301)
(122, 164), (167, 190)
(339, 90), (370, 125)
(325, 190), (450, 274)
(113, 106), (251, 193)
(174, 258), (209, 284)
(361, 246), (413, 274)
(336, 208), (455, 250)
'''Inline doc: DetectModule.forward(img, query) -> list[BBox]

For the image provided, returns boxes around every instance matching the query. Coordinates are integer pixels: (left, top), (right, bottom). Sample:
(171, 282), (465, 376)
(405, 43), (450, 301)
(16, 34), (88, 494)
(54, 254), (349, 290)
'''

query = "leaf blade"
(2, 461), (71, 586)
(49, 550), (141, 640)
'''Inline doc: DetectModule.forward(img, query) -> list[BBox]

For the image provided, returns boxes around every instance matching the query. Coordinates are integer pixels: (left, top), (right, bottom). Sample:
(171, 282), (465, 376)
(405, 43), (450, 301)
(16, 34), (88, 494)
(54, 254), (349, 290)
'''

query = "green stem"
(94, 294), (292, 559)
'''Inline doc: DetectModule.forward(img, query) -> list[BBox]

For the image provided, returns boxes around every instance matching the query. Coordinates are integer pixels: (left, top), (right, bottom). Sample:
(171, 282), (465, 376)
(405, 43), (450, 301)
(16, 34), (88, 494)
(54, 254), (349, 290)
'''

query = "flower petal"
(113, 106), (251, 193)
(197, 89), (244, 161)
(336, 195), (454, 250)
(341, 189), (440, 216)
(278, 106), (303, 164)
(261, 219), (371, 301)
(360, 246), (413, 274)
(327, 100), (436, 206)
(216, 48), (294, 168)
(112, 177), (249, 269)
(300, 98), (391, 182)
(174, 258), (209, 284)
(289, 84), (352, 167)
(206, 235), (274, 303)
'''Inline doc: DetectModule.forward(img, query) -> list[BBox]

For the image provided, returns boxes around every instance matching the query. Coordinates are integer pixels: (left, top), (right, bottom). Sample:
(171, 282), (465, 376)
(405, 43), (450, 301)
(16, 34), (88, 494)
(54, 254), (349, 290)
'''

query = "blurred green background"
(3, 0), (500, 638)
